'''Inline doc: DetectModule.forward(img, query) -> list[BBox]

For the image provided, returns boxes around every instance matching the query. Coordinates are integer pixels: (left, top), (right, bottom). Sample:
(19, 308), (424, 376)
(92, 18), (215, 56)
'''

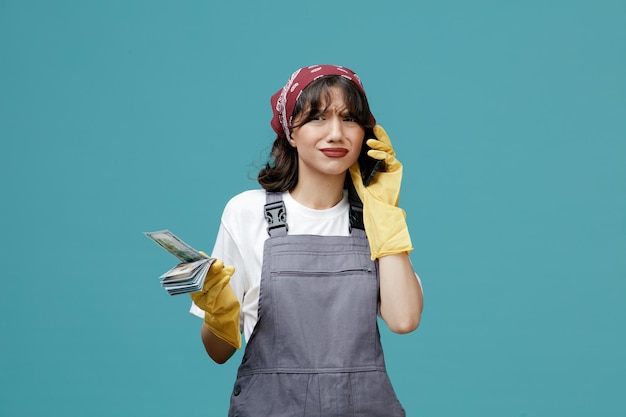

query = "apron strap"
(348, 183), (366, 236)
(265, 192), (288, 237)
(264, 190), (366, 238)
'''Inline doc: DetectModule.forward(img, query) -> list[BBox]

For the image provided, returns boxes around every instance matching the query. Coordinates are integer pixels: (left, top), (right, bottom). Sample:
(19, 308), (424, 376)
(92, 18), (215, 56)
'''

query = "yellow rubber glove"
(349, 125), (413, 260)
(190, 259), (241, 349)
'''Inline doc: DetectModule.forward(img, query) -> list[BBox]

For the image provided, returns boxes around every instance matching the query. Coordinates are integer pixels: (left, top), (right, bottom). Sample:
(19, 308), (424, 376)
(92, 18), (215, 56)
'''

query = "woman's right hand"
(190, 259), (241, 349)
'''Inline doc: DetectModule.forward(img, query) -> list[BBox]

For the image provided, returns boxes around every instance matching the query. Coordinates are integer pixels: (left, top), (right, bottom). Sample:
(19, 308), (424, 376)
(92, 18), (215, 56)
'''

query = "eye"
(343, 115), (357, 123)
(306, 110), (327, 122)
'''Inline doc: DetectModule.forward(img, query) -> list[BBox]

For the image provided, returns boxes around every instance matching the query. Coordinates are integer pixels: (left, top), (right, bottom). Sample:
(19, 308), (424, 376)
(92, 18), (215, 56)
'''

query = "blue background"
(1, 1), (625, 416)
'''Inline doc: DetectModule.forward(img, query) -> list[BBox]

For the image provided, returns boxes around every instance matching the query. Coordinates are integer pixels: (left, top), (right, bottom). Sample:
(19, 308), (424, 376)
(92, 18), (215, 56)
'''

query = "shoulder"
(220, 189), (268, 234)
(223, 189), (267, 215)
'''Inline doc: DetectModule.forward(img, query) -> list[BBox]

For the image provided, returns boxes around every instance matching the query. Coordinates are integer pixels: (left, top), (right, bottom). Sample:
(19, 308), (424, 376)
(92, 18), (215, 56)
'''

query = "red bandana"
(270, 64), (376, 141)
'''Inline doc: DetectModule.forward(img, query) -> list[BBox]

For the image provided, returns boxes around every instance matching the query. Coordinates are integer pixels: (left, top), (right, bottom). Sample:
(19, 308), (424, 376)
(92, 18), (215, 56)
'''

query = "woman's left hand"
(349, 125), (413, 260)
(355, 125), (403, 207)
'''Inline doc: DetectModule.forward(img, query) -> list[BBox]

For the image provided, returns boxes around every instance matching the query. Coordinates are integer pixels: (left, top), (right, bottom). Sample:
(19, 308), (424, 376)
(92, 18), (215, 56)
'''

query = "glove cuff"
(204, 312), (242, 349)
(203, 284), (242, 349)
(363, 204), (413, 260)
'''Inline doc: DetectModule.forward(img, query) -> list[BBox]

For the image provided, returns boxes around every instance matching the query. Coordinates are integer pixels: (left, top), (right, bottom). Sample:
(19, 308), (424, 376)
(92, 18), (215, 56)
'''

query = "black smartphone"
(359, 128), (384, 186)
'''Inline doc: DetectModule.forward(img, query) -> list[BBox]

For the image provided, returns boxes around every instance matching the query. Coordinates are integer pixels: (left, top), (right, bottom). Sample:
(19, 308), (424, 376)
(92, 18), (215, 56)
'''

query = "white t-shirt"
(190, 188), (422, 343)
(190, 189), (354, 342)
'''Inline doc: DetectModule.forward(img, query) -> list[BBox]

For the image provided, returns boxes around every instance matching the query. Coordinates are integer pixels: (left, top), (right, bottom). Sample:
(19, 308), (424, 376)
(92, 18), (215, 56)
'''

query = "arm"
(189, 260), (242, 360)
(348, 126), (423, 333)
(201, 323), (237, 364)
(379, 253), (423, 333)
(192, 216), (248, 363)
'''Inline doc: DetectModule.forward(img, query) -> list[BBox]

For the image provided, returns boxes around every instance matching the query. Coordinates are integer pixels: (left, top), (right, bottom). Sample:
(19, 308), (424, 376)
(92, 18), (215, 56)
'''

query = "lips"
(320, 148), (349, 158)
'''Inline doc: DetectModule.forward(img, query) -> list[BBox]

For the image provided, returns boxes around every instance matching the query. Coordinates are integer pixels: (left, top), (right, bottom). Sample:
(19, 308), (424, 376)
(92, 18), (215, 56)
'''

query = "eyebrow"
(314, 105), (350, 115)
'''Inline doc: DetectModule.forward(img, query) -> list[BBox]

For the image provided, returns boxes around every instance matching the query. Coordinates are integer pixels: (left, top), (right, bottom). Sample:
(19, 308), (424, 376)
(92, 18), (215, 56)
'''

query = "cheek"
(350, 141), (364, 164)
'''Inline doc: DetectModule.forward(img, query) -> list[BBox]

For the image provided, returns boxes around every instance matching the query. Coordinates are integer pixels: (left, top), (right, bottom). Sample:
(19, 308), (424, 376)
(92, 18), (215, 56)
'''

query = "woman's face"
(290, 87), (365, 182)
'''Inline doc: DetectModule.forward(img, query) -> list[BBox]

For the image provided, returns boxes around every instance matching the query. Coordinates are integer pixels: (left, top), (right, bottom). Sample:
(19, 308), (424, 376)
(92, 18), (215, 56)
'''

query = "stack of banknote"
(144, 229), (214, 295)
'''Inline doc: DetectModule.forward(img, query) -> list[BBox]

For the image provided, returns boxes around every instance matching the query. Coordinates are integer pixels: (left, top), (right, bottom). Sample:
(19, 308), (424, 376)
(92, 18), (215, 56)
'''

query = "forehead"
(305, 86), (349, 110)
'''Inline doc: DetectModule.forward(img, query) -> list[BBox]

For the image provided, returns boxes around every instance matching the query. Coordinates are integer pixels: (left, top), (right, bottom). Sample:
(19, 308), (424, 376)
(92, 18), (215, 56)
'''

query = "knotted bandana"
(270, 64), (376, 141)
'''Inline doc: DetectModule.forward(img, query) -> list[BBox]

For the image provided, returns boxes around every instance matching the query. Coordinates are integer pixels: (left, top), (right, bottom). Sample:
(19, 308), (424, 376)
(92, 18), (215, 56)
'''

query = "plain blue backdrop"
(1, 1), (625, 416)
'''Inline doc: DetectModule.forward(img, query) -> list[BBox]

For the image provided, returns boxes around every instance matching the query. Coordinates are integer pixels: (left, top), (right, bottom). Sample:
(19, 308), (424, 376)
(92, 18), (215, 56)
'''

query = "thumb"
(209, 259), (224, 273)
(349, 163), (368, 200)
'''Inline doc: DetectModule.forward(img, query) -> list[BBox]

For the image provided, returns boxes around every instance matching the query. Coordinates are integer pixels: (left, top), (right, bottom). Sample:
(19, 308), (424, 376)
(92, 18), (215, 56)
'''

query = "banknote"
(145, 229), (215, 295)
(144, 229), (204, 263)
(159, 258), (214, 295)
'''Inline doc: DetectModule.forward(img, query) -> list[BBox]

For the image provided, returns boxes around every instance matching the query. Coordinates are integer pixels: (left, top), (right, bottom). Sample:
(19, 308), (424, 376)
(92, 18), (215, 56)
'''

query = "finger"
(374, 125), (393, 148)
(372, 126), (396, 158)
(366, 150), (385, 162)
(367, 149), (401, 172)
(213, 275), (231, 291)
(365, 138), (392, 155)
(223, 265), (236, 277)
(210, 259), (224, 272)
(199, 250), (210, 258)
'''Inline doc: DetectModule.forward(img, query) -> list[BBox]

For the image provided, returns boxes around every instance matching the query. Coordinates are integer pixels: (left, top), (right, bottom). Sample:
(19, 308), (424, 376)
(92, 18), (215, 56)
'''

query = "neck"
(290, 174), (346, 210)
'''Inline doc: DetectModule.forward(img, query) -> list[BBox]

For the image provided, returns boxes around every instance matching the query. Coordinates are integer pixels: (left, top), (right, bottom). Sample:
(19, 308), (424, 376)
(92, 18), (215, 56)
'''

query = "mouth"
(320, 148), (349, 158)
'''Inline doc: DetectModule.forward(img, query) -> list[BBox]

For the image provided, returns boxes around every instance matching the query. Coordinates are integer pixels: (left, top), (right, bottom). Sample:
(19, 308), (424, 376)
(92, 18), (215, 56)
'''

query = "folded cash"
(159, 258), (214, 295)
(145, 229), (215, 295)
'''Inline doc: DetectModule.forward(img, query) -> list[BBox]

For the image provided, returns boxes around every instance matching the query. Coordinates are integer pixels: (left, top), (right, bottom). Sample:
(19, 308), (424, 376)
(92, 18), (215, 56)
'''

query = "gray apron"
(228, 192), (405, 417)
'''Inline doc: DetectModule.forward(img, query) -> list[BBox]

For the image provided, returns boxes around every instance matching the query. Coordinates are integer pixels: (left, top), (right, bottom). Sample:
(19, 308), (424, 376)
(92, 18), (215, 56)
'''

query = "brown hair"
(258, 76), (374, 192)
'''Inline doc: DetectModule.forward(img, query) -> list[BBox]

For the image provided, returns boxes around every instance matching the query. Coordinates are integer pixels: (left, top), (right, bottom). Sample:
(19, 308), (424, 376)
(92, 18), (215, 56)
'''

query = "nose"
(326, 116), (344, 141)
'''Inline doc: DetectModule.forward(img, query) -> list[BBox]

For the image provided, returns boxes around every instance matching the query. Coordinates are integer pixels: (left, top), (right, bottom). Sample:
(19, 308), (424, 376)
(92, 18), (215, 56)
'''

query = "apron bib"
(228, 192), (405, 417)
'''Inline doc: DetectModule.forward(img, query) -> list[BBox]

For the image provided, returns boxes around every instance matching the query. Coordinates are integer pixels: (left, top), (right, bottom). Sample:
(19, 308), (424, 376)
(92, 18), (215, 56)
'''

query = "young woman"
(190, 64), (423, 416)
